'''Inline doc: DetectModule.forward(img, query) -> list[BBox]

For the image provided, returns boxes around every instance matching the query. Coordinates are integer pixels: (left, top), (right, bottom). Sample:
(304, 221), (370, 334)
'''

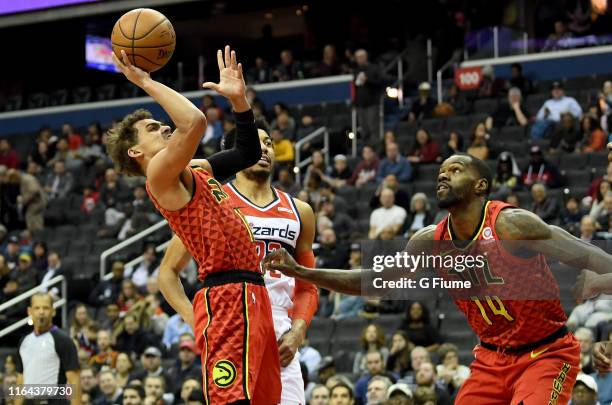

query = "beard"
(437, 188), (463, 208)
(243, 166), (271, 182)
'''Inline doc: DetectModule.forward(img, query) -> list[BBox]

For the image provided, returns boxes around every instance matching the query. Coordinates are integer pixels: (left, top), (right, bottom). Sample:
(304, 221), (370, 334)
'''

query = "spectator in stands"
(415, 362), (451, 405)
(580, 115), (607, 152)
(531, 183), (561, 224)
(99, 168), (130, 208)
(315, 228), (349, 269)
(355, 351), (397, 405)
(575, 328), (597, 375)
(568, 293), (612, 331)
(30, 140), (54, 168)
(178, 378), (202, 405)
(89, 261), (124, 307)
(315, 44), (342, 77)
(70, 303), (92, 342)
(404, 193), (434, 238)
(370, 174), (410, 212)
(162, 313), (193, 350)
(386, 331), (413, 376)
(409, 82), (436, 123)
(123, 384), (144, 405)
(439, 131), (463, 162)
(94, 370), (123, 405)
(49, 137), (83, 171)
(492, 151), (521, 196)
(407, 129), (440, 165)
(366, 375), (393, 405)
(522, 146), (562, 188)
(377, 143), (412, 183)
(561, 196), (585, 236)
(542, 20), (573, 51)
(272, 112), (296, 141)
(273, 167), (299, 196)
(436, 343), (470, 397)
(80, 366), (102, 401)
(4, 252), (36, 299)
(272, 103), (296, 129)
(320, 154), (352, 189)
(27, 161), (45, 185)
(62, 124), (83, 151)
(536, 81), (582, 123)
(466, 122), (490, 161)
(7, 168), (46, 232)
(128, 246), (159, 291)
(571, 373), (599, 405)
(478, 65), (504, 99)
(44, 160), (74, 200)
(131, 347), (170, 385)
(273, 50), (304, 82)
(0, 139), (20, 169)
(399, 302), (441, 352)
(386, 383), (413, 404)
(353, 324), (390, 375)
(296, 115), (319, 148)
(487, 87), (529, 129)
(550, 112), (581, 153)
(350, 145), (379, 187)
(304, 150), (326, 185)
(31, 241), (47, 272)
(144, 375), (167, 404)
(353, 49), (384, 145)
(506, 63), (532, 96)
(143, 293), (168, 337)
(319, 198), (354, 241)
(115, 314), (152, 358)
(115, 352), (133, 389)
(100, 304), (120, 335)
(369, 189), (407, 240)
(271, 128), (295, 165)
(3, 235), (21, 270)
(78, 133), (104, 166)
(330, 382), (355, 405)
(309, 384), (331, 405)
(200, 107), (223, 156)
(167, 341), (202, 394)
(89, 329), (119, 371)
(579, 215), (598, 242)
(589, 181), (611, 220)
(247, 57), (271, 84)
(445, 84), (469, 115)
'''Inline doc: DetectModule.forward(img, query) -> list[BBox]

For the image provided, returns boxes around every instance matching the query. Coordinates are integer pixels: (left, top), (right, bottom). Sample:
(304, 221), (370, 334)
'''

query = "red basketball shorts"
(192, 271), (281, 405)
(455, 333), (580, 405)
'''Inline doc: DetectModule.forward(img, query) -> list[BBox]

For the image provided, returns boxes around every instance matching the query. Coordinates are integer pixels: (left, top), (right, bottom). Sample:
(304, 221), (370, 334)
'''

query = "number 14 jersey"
(225, 183), (301, 312)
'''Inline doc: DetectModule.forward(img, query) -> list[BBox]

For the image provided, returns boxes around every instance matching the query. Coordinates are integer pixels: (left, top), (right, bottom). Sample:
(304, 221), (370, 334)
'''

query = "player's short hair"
(221, 118), (270, 150)
(330, 381), (354, 399)
(456, 153), (492, 195)
(106, 109), (152, 176)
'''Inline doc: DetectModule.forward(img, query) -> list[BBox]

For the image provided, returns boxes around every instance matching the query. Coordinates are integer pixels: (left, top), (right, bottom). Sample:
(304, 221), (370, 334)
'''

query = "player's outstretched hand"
(112, 50), (150, 88)
(572, 269), (600, 301)
(262, 248), (300, 278)
(202, 45), (246, 104)
(592, 341), (612, 373)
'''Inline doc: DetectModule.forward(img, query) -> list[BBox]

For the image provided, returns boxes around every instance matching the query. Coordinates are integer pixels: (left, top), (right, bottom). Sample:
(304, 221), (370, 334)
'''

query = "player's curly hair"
(105, 109), (152, 176)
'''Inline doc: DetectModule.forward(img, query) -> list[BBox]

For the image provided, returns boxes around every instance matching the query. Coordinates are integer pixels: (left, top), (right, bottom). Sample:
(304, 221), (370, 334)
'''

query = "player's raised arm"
(263, 225), (436, 295)
(196, 46), (262, 182)
(112, 50), (206, 190)
(157, 235), (195, 330)
(495, 208), (612, 275)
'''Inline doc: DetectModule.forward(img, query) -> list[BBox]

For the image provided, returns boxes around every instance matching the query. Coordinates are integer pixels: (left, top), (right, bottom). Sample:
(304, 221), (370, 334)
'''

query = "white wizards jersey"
(224, 183), (301, 313)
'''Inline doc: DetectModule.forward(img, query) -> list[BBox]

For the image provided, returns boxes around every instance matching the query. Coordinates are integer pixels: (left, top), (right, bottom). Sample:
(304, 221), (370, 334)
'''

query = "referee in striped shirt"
(15, 293), (81, 405)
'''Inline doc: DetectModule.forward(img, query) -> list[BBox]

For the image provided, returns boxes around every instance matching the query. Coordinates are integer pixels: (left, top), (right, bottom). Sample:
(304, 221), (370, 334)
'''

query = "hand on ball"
(202, 45), (247, 106)
(112, 50), (151, 88)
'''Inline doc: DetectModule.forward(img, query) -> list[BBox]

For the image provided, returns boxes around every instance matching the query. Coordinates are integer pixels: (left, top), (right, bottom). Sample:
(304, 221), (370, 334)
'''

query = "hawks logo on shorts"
(213, 360), (237, 388)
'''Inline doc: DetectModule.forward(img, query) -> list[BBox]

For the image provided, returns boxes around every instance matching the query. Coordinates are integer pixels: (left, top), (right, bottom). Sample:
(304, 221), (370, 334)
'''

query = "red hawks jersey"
(146, 167), (260, 280)
(434, 200), (567, 347)
(224, 183), (301, 311)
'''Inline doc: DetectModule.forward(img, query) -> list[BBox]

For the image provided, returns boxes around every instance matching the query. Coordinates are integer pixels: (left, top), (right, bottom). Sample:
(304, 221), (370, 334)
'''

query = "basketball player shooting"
(106, 46), (280, 404)
(264, 154), (612, 404)
(160, 121), (318, 405)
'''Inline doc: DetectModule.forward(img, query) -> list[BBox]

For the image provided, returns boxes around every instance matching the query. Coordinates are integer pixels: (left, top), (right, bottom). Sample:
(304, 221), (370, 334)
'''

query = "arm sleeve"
(290, 250), (319, 325)
(53, 330), (79, 371)
(206, 109), (261, 182)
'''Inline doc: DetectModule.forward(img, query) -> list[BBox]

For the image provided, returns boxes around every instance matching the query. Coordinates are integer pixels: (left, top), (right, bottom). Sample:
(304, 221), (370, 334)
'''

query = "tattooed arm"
(495, 208), (612, 275)
(262, 225), (436, 296)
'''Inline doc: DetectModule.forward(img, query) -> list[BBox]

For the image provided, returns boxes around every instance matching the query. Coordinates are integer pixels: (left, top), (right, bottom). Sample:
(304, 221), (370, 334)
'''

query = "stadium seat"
(325, 101), (351, 115)
(560, 153), (588, 170)
(563, 170), (591, 187)
(49, 89), (69, 107)
(588, 152), (609, 168)
(333, 349), (357, 373)
(335, 318), (368, 341)
(336, 185), (358, 202)
(473, 99), (498, 115)
(331, 337), (362, 360)
(445, 116), (472, 132)
(499, 126), (527, 140)
(300, 104), (324, 117)
(374, 315), (401, 338)
(27, 92), (49, 109)
(420, 119), (445, 134)
(412, 181), (437, 196)
(72, 86), (92, 104)
(394, 121), (417, 137)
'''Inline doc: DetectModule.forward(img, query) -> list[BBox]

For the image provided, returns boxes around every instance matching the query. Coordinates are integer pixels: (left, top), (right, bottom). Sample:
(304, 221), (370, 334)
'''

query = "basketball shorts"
(193, 270), (281, 405)
(272, 307), (306, 405)
(455, 332), (580, 405)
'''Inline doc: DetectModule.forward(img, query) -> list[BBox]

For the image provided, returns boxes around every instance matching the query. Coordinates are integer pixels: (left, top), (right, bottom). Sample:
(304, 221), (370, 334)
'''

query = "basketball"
(111, 8), (176, 72)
